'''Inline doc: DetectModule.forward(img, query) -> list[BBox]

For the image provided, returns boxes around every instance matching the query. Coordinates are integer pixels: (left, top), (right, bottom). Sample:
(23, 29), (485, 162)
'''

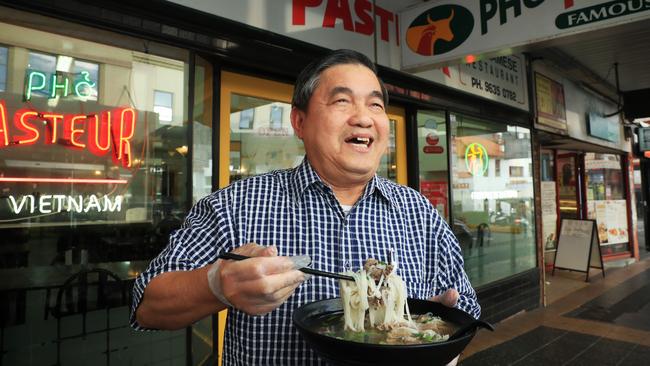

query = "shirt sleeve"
(431, 211), (481, 320)
(130, 191), (235, 330)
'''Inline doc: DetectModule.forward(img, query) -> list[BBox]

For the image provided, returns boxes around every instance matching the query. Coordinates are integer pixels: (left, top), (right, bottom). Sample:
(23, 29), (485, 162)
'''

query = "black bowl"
(293, 298), (486, 366)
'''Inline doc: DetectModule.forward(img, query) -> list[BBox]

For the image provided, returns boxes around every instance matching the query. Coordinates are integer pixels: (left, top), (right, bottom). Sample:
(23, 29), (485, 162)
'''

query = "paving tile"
(618, 344), (650, 366)
(566, 270), (650, 331)
(459, 326), (650, 366)
(567, 269), (650, 332)
(460, 326), (567, 366)
(561, 337), (637, 366)
(510, 330), (599, 365)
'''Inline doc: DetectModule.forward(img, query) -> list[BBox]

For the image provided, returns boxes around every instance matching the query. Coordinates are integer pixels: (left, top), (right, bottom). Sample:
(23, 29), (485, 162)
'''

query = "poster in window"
(541, 181), (557, 250)
(535, 73), (567, 132)
(420, 181), (448, 219)
(591, 200), (628, 245)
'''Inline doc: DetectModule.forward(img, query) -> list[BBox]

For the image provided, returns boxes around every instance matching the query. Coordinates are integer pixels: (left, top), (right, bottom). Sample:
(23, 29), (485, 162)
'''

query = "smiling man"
(131, 49), (479, 365)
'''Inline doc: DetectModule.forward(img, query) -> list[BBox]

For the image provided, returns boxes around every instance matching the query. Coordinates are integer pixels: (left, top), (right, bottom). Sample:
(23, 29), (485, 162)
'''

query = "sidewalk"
(459, 255), (650, 366)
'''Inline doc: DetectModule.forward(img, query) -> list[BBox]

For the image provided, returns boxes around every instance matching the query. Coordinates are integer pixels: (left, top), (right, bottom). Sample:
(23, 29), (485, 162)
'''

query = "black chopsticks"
(217, 252), (355, 282)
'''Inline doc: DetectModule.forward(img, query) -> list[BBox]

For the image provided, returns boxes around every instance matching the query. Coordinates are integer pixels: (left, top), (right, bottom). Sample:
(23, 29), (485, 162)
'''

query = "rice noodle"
(340, 259), (412, 331)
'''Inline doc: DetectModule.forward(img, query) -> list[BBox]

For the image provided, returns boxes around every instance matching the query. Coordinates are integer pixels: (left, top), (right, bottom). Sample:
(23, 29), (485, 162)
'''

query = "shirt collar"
(289, 157), (323, 202)
(290, 157), (396, 209)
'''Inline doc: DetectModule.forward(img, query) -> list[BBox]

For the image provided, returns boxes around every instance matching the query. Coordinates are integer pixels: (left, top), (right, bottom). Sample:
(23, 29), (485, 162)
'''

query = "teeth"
(347, 137), (371, 146)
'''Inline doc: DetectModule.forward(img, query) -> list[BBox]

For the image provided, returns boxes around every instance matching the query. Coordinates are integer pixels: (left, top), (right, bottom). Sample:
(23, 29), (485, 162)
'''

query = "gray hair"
(291, 49), (389, 111)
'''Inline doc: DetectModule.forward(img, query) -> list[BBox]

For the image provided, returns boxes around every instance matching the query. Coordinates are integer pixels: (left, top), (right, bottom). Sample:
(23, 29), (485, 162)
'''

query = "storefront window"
(0, 15), (191, 365)
(450, 113), (536, 287)
(0, 46), (7, 91)
(417, 110), (449, 220)
(585, 153), (629, 255)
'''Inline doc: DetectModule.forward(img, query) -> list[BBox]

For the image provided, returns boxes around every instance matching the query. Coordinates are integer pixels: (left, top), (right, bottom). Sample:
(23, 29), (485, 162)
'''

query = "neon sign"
(25, 70), (96, 100)
(7, 194), (123, 214)
(0, 177), (128, 184)
(0, 100), (136, 168)
(464, 142), (489, 176)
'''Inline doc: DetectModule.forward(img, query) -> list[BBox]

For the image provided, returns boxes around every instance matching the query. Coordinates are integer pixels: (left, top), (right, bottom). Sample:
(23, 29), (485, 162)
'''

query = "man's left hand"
(429, 288), (459, 307)
(430, 288), (461, 366)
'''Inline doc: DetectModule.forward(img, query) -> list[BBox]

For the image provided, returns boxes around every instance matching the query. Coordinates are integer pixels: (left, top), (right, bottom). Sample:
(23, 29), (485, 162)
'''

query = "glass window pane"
(27, 51), (56, 98)
(190, 55), (214, 362)
(376, 118), (397, 182)
(585, 153), (629, 255)
(1, 18), (190, 364)
(28, 51), (56, 72)
(72, 59), (99, 101)
(192, 56), (213, 203)
(0, 46), (7, 64)
(450, 113), (536, 287)
(0, 66), (6, 92)
(229, 95), (302, 182)
(416, 110), (449, 220)
(154, 89), (173, 107)
(0, 46), (6, 92)
(154, 90), (174, 123)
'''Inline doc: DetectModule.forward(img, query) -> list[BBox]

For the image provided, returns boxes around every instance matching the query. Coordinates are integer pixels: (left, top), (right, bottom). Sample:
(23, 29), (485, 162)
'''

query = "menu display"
(541, 181), (557, 249)
(588, 200), (628, 245)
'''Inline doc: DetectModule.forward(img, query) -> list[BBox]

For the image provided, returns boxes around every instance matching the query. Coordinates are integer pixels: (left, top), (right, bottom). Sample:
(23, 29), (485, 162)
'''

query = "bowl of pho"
(293, 259), (492, 366)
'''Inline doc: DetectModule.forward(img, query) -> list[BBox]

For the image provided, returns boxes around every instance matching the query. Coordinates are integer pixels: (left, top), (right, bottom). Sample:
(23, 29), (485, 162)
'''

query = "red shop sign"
(0, 100), (136, 168)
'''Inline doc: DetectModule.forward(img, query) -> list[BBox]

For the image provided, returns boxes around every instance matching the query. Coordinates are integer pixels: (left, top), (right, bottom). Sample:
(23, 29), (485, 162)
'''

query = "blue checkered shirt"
(131, 158), (480, 365)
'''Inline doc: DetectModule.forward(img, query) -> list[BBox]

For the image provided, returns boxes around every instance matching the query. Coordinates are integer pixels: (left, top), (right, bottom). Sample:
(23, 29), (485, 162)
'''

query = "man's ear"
(290, 107), (306, 139)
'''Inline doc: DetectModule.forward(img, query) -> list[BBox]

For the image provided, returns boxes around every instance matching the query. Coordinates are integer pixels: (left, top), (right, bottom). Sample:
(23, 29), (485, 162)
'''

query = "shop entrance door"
(556, 153), (582, 220)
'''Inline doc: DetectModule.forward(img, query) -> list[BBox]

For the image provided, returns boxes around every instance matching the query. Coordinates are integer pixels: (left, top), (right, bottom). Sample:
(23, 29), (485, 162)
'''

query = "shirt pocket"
(395, 261), (433, 299)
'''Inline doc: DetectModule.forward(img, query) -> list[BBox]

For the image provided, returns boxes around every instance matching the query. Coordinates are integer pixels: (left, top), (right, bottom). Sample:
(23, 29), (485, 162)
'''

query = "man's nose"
(349, 104), (373, 127)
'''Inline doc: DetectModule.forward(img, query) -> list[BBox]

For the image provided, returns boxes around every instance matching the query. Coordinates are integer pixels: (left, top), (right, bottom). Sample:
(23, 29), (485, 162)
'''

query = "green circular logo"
(406, 5), (474, 57)
(465, 143), (489, 176)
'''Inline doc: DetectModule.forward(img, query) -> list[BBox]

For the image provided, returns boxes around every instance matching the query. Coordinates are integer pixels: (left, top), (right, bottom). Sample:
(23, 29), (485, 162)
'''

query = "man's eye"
(334, 99), (350, 104)
(370, 102), (384, 110)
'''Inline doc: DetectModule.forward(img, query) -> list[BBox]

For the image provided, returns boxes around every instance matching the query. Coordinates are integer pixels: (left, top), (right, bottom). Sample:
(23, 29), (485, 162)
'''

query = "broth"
(311, 312), (458, 345)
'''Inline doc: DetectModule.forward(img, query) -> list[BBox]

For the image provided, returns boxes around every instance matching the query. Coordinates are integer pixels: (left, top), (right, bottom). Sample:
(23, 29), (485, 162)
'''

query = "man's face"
(291, 63), (389, 185)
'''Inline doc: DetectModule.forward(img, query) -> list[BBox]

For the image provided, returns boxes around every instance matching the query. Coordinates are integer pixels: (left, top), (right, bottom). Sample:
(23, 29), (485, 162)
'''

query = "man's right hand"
(208, 243), (309, 315)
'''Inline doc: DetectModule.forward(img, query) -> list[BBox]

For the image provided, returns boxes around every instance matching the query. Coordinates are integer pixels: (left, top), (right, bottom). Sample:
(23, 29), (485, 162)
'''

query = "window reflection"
(450, 114), (535, 287)
(376, 118), (397, 182)
(417, 110), (449, 220)
(0, 16), (191, 365)
(229, 95), (301, 182)
(0, 46), (7, 91)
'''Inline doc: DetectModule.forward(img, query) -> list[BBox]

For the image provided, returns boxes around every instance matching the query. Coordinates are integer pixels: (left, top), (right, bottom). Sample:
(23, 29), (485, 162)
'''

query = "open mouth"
(345, 136), (374, 148)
